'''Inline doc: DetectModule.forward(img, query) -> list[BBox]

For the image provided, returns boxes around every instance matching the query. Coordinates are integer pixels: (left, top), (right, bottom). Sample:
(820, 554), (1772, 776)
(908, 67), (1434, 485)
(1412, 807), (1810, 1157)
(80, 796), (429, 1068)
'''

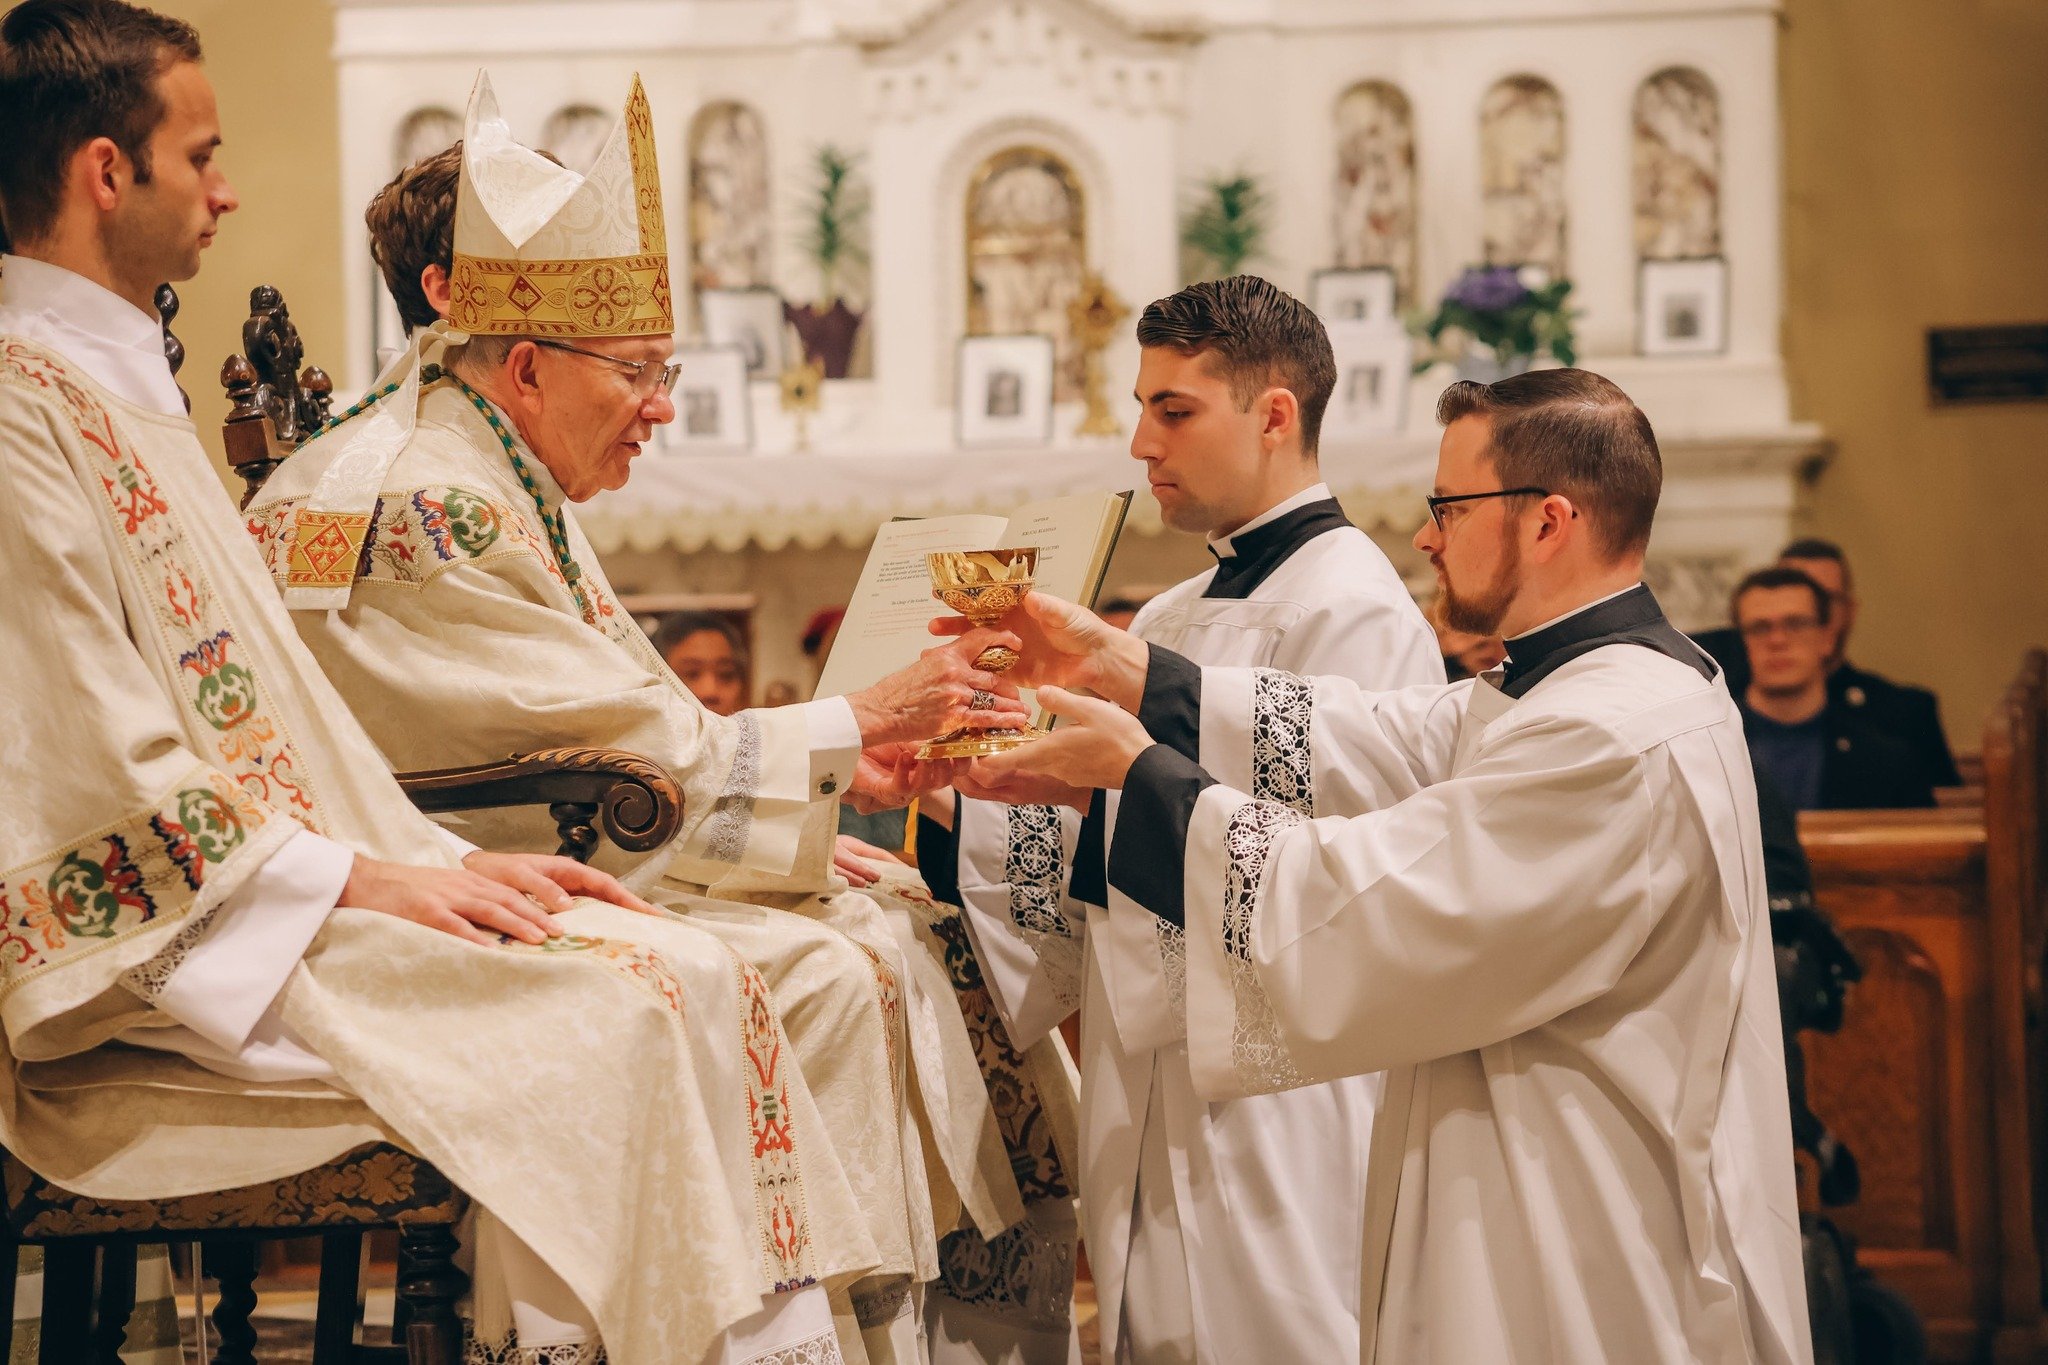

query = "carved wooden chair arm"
(397, 747), (684, 864)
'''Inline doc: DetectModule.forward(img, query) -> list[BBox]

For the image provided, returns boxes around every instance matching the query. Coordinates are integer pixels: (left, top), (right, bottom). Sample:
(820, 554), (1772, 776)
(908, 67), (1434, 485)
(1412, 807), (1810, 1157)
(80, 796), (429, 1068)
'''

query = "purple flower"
(1444, 266), (1530, 314)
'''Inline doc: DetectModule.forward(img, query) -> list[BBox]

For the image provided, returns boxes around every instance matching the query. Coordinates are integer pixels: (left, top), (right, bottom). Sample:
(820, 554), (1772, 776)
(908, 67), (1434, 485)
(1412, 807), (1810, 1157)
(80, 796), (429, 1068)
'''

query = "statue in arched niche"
(1479, 75), (1567, 276)
(689, 101), (773, 298)
(966, 146), (1087, 403)
(541, 104), (615, 177)
(1633, 67), (1722, 260)
(1334, 81), (1418, 306)
(392, 106), (460, 173)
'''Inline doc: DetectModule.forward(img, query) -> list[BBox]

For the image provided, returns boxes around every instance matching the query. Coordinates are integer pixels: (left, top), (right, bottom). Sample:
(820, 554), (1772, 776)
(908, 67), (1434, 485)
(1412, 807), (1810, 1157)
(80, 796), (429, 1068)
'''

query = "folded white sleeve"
(150, 826), (352, 1054)
(798, 695), (862, 799)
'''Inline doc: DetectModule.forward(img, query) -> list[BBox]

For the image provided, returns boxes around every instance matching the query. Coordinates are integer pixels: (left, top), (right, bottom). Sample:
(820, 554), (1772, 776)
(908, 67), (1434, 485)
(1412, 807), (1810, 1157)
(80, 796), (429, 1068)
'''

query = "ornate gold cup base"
(916, 725), (1048, 761)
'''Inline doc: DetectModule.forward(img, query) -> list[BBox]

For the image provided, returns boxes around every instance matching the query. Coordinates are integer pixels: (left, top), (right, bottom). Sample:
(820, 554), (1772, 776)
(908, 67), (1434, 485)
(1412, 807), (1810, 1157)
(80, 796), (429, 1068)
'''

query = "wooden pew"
(1798, 650), (2047, 1363)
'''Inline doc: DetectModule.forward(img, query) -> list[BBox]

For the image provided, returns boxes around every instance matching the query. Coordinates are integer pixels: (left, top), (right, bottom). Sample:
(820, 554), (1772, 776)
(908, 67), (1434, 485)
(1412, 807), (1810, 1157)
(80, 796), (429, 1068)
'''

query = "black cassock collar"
(1498, 583), (1715, 698)
(1203, 497), (1352, 600)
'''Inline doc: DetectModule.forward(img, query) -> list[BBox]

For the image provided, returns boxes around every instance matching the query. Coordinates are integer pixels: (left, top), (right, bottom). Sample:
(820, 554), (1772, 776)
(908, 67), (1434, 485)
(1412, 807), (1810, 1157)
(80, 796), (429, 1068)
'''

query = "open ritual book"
(814, 490), (1134, 723)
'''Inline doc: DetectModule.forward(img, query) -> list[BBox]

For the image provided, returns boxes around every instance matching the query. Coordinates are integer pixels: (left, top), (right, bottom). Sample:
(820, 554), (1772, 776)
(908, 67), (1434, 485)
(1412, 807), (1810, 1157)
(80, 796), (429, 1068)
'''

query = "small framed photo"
(658, 346), (753, 454)
(1638, 257), (1728, 357)
(698, 287), (787, 381)
(1321, 319), (1412, 439)
(1310, 267), (1398, 324)
(956, 334), (1056, 448)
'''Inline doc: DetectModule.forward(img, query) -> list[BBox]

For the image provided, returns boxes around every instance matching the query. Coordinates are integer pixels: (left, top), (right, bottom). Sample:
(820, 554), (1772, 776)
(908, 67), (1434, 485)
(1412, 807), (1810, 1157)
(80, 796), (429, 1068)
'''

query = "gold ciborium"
(917, 547), (1047, 761)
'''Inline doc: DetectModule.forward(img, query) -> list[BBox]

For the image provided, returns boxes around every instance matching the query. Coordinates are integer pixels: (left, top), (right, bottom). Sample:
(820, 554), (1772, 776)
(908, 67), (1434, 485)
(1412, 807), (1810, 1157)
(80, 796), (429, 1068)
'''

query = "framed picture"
(658, 346), (753, 454)
(1638, 257), (1728, 357)
(1311, 267), (1398, 324)
(1321, 319), (1413, 439)
(698, 287), (787, 381)
(956, 334), (1056, 447)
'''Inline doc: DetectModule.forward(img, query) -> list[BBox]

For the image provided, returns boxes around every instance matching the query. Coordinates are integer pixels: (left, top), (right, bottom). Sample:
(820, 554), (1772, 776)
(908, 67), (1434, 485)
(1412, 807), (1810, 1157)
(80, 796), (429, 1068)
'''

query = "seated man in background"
(1697, 538), (1962, 791)
(1779, 536), (1962, 790)
(655, 609), (751, 718)
(1733, 566), (1934, 810)
(258, 95), (1085, 1364)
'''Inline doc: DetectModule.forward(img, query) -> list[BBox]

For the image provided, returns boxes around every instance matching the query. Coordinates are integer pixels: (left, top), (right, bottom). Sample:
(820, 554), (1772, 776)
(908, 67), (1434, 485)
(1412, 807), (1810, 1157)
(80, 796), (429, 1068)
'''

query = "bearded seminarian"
(960, 368), (1813, 1365)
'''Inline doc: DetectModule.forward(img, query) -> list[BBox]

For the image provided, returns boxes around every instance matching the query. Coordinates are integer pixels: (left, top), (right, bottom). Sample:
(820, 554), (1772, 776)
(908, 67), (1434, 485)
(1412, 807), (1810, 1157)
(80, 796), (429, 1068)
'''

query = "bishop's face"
(1414, 415), (1527, 636)
(518, 334), (676, 501)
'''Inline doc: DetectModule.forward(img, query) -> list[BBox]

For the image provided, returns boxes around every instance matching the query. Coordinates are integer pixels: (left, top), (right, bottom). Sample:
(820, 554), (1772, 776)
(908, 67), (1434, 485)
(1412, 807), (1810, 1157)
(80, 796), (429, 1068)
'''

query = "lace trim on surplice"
(700, 710), (762, 864)
(1221, 800), (1308, 1095)
(1002, 804), (1083, 1010)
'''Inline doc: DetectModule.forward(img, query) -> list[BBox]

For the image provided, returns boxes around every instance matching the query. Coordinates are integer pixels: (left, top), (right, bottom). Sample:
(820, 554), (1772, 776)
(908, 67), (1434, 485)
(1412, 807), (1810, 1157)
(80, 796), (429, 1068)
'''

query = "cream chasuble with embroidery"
(1109, 602), (1810, 1364)
(933, 498), (1441, 1364)
(250, 383), (1000, 1314)
(0, 337), (877, 1365)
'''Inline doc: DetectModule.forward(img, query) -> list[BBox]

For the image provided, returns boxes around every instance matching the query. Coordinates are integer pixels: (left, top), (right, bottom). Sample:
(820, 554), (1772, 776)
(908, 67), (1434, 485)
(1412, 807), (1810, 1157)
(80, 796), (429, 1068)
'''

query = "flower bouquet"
(1415, 266), (1577, 381)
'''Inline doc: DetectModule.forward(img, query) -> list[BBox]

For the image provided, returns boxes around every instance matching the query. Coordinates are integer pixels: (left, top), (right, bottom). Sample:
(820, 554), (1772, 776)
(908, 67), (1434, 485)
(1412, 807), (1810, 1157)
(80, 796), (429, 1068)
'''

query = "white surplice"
(945, 490), (1443, 1362)
(1153, 632), (1810, 1363)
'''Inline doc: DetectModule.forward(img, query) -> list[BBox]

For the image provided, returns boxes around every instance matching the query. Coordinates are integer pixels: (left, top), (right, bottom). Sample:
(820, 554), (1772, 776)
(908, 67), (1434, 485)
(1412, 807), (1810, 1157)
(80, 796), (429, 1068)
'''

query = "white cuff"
(431, 820), (479, 863)
(799, 696), (862, 801)
(151, 827), (351, 1054)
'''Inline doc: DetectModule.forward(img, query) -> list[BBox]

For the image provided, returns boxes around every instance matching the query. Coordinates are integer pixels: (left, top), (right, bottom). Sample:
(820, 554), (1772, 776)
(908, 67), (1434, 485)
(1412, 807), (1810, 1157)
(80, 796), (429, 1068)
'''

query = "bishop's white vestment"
(925, 489), (1443, 1362)
(0, 261), (868, 1365)
(251, 376), (1044, 1361)
(1107, 585), (1812, 1364)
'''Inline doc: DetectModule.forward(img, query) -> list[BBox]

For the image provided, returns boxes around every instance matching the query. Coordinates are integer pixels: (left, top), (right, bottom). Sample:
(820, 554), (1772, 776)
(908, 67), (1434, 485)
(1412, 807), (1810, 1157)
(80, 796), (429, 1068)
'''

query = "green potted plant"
(1180, 172), (1268, 282)
(786, 146), (868, 379)
(1415, 266), (1578, 383)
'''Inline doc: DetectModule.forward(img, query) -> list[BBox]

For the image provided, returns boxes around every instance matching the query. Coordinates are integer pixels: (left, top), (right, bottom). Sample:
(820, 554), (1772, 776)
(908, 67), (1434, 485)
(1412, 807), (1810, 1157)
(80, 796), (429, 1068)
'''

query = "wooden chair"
(0, 288), (688, 1363)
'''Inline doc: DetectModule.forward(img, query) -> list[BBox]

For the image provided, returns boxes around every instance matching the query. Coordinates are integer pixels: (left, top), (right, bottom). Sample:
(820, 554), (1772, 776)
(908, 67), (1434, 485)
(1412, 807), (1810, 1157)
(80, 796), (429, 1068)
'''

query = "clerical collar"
(1497, 582), (1716, 698)
(1202, 484), (1352, 601)
(0, 254), (186, 416)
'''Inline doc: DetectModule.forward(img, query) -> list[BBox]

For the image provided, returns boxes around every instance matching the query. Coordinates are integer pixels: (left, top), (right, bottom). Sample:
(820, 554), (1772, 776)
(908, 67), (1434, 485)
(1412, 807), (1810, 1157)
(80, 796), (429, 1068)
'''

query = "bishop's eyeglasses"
(533, 338), (683, 398)
(1425, 487), (1552, 532)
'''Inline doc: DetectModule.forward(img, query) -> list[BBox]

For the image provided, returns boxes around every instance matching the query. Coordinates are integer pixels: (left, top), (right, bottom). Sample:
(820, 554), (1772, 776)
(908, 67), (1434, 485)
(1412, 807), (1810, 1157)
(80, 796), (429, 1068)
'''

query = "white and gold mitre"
(447, 71), (673, 338)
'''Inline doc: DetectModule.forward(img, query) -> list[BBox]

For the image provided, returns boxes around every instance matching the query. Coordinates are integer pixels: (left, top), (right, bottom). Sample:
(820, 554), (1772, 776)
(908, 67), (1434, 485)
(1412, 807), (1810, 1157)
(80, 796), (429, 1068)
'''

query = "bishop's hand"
(848, 742), (965, 814)
(929, 594), (1150, 711)
(846, 629), (1033, 746)
(970, 685), (1153, 792)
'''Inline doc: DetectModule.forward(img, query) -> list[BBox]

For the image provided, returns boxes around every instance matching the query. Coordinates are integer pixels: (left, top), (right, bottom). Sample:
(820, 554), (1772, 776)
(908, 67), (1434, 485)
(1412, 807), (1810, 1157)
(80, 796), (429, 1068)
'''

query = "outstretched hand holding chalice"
(925, 588), (1162, 803)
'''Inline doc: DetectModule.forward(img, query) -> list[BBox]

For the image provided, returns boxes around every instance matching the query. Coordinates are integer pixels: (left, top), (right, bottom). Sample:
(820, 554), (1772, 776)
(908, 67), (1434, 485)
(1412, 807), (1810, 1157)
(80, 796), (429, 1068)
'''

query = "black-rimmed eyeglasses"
(533, 338), (683, 398)
(1425, 487), (1550, 532)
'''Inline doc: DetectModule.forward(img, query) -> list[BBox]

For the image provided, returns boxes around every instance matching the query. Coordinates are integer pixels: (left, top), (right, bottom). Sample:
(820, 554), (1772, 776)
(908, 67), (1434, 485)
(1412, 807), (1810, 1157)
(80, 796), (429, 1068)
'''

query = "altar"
(331, 0), (1827, 702)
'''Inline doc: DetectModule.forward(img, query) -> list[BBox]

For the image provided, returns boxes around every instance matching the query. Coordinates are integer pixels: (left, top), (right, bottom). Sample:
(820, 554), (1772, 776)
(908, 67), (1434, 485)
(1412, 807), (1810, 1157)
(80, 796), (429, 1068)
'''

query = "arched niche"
(541, 104), (615, 176)
(1633, 67), (1723, 260)
(688, 101), (774, 300)
(1333, 81), (1418, 306)
(392, 106), (460, 173)
(965, 145), (1088, 403)
(1479, 75), (1567, 275)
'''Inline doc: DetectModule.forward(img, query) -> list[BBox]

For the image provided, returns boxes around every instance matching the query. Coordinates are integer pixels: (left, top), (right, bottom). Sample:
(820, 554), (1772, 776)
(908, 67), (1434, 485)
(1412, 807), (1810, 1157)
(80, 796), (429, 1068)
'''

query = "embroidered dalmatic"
(0, 337), (874, 1365)
(930, 493), (1444, 1363)
(250, 382), (1022, 1355)
(1107, 591), (1811, 1364)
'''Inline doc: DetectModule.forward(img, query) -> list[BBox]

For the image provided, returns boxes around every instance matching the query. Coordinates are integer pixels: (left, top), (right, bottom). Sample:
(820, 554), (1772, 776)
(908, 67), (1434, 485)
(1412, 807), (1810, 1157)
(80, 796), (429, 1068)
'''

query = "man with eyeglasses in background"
(1731, 565), (1934, 811)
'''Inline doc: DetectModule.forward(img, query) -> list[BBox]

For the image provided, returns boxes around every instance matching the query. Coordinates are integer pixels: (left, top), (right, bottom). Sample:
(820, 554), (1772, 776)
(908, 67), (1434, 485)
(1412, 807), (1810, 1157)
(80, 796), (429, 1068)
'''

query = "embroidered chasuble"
(0, 337), (876, 1365)
(923, 490), (1445, 1364)
(1102, 590), (1811, 1365)
(249, 381), (1054, 1348)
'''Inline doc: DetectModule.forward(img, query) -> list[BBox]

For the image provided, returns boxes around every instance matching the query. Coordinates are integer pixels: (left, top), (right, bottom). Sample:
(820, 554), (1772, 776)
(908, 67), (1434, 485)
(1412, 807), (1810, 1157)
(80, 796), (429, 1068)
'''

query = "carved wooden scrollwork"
(398, 746), (685, 859)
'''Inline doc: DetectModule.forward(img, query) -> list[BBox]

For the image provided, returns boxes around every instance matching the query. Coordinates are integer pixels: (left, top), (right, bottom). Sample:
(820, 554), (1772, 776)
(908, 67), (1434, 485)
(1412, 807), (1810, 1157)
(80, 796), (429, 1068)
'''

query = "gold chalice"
(917, 547), (1047, 761)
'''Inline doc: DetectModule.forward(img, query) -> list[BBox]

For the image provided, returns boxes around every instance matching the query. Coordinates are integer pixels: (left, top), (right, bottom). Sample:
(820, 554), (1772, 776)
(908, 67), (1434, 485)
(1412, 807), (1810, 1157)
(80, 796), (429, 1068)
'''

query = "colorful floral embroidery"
(0, 769), (268, 983)
(853, 940), (905, 1112)
(253, 487), (555, 593)
(734, 953), (819, 1290)
(0, 342), (320, 824)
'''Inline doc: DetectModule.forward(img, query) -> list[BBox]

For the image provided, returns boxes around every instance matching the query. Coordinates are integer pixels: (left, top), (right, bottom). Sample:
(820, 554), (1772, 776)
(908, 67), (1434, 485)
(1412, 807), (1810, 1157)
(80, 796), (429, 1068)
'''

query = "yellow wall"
(148, 0), (345, 477)
(1779, 0), (2048, 745)
(92, 0), (2048, 745)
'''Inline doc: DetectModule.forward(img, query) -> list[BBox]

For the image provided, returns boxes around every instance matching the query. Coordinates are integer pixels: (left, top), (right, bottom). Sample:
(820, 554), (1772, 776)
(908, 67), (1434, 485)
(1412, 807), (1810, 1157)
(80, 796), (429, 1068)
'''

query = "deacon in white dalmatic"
(920, 277), (1442, 1364)
(967, 368), (1812, 1364)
